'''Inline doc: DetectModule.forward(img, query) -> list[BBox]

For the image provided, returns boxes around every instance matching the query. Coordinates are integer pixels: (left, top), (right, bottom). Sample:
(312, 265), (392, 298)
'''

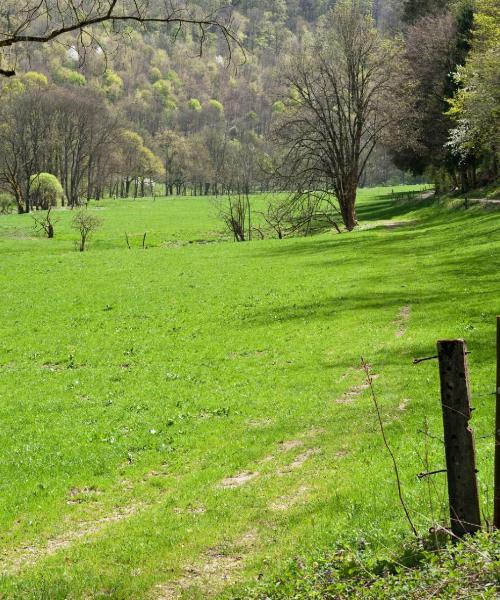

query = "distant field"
(0, 186), (498, 598)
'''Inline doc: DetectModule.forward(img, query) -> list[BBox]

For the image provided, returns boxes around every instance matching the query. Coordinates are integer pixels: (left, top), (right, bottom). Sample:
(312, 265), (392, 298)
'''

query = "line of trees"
(0, 0), (497, 229)
(0, 81), (121, 212)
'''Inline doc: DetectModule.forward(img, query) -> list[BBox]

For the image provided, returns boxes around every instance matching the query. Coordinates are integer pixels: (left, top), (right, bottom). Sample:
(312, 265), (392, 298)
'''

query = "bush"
(54, 67), (86, 87)
(188, 98), (202, 112)
(29, 173), (65, 209)
(71, 211), (102, 252)
(0, 193), (15, 214)
(235, 532), (500, 599)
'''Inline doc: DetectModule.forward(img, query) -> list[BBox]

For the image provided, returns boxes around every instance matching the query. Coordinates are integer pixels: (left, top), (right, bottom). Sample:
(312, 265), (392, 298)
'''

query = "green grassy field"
(0, 187), (499, 598)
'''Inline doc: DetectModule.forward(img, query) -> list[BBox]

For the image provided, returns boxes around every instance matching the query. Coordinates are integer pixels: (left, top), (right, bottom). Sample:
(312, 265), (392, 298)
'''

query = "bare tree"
(273, 0), (399, 231)
(0, 86), (119, 211)
(217, 194), (249, 242)
(215, 133), (264, 241)
(262, 192), (341, 239)
(0, 1), (237, 77)
(32, 206), (58, 238)
(71, 211), (102, 251)
(0, 89), (51, 212)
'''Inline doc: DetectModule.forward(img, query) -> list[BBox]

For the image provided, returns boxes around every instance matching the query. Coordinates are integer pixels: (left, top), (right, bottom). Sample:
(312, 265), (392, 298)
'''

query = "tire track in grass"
(0, 468), (173, 575)
(336, 368), (379, 405)
(156, 429), (325, 598)
(395, 304), (410, 338)
(155, 530), (259, 600)
(0, 503), (144, 576)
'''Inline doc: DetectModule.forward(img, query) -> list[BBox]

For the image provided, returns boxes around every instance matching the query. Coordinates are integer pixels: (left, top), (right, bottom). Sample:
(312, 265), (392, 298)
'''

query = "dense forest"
(0, 0), (498, 224)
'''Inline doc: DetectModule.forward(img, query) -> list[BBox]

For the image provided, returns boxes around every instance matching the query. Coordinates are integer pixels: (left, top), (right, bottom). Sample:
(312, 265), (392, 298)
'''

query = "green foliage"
(447, 0), (500, 169)
(166, 69), (181, 87)
(187, 98), (202, 112)
(207, 99), (224, 114)
(0, 192), (15, 214)
(103, 69), (123, 100)
(237, 531), (500, 599)
(23, 71), (48, 88)
(149, 67), (162, 82)
(29, 173), (64, 208)
(2, 79), (25, 96)
(272, 100), (286, 114)
(53, 67), (86, 87)
(152, 79), (173, 104)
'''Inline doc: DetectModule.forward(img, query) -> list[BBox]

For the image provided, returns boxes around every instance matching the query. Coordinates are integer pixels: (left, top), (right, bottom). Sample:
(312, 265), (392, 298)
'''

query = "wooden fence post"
(494, 317), (500, 529)
(437, 339), (481, 537)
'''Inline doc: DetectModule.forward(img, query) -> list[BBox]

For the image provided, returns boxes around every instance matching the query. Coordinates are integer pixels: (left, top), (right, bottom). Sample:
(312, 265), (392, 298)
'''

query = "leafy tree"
(29, 173), (65, 209)
(23, 71), (48, 88)
(188, 98), (202, 112)
(447, 0), (500, 179)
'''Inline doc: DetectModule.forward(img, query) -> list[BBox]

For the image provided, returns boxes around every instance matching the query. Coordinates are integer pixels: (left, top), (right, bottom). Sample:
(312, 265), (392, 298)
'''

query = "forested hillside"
(1, 0), (496, 216)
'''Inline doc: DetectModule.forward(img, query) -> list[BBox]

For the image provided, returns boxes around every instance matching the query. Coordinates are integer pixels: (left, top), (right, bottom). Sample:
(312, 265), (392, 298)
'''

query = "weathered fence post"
(494, 317), (500, 529)
(437, 339), (481, 537)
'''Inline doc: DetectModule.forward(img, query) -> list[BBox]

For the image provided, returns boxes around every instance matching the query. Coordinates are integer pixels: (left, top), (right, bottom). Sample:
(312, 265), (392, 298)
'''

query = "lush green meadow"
(0, 187), (499, 598)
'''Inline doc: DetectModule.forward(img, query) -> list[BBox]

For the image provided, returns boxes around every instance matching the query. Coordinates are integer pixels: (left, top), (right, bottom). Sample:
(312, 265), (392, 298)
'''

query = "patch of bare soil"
(279, 439), (303, 451)
(173, 504), (206, 515)
(155, 531), (258, 599)
(398, 398), (411, 411)
(302, 427), (326, 438)
(336, 366), (379, 404)
(1, 504), (142, 575)
(246, 418), (273, 429)
(278, 448), (321, 474)
(335, 449), (349, 458)
(269, 485), (310, 511)
(66, 486), (102, 505)
(218, 471), (259, 489)
(395, 304), (410, 338)
(384, 219), (417, 229)
(336, 383), (370, 404)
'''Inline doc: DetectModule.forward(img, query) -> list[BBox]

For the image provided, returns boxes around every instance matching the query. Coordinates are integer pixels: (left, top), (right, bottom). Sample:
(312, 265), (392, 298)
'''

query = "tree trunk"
(337, 179), (357, 231)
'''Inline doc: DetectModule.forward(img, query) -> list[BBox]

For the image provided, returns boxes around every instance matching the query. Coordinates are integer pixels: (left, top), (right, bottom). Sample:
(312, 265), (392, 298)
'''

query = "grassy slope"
(0, 187), (498, 598)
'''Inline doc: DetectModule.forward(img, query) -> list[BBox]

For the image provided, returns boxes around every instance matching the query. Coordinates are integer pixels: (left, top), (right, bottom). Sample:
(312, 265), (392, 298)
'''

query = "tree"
(32, 206), (58, 238)
(386, 3), (474, 186)
(0, 86), (118, 211)
(71, 211), (102, 252)
(402, 0), (450, 24)
(0, 88), (52, 212)
(29, 173), (65, 209)
(0, 1), (237, 77)
(447, 0), (500, 179)
(0, 192), (15, 214)
(273, 0), (399, 231)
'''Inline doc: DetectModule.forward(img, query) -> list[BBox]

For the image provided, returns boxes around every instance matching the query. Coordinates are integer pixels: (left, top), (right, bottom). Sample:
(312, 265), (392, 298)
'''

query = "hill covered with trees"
(1, 0), (496, 218)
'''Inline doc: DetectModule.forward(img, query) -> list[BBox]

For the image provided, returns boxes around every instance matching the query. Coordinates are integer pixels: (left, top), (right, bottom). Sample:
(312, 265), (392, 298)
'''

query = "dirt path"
(155, 530), (258, 600)
(1, 504), (143, 576)
(395, 305), (410, 338)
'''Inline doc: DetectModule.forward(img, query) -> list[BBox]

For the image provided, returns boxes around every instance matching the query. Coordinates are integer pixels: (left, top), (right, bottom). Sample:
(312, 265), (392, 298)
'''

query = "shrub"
(207, 99), (224, 114)
(0, 193), (15, 214)
(71, 211), (102, 252)
(29, 173), (65, 209)
(23, 71), (49, 88)
(54, 67), (86, 87)
(149, 67), (162, 82)
(188, 98), (202, 113)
